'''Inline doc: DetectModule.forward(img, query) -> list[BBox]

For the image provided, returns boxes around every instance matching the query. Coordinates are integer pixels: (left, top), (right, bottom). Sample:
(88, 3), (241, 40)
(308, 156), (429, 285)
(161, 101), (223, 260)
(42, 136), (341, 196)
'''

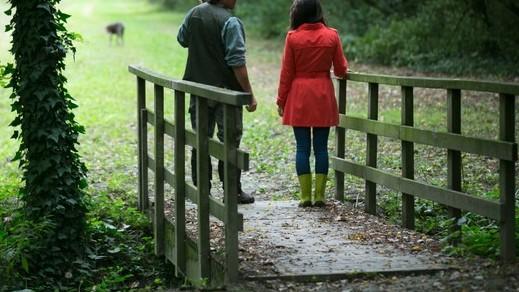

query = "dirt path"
(238, 201), (450, 278)
(233, 203), (519, 291)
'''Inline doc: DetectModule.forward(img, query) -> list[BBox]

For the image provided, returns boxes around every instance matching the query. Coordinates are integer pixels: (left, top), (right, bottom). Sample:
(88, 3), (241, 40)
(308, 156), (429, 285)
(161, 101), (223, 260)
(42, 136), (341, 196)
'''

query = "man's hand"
(246, 96), (257, 112)
(277, 106), (283, 117)
(232, 65), (258, 113)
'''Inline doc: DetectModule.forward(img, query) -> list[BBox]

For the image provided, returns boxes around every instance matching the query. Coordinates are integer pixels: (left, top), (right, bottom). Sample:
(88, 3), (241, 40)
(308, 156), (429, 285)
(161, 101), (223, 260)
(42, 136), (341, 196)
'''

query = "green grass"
(0, 0), (518, 288)
(0, 0), (192, 289)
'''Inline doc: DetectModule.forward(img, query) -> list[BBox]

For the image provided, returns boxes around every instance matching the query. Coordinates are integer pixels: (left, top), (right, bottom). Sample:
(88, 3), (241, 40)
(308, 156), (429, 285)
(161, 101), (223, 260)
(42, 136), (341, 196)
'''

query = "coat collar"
(298, 22), (325, 31)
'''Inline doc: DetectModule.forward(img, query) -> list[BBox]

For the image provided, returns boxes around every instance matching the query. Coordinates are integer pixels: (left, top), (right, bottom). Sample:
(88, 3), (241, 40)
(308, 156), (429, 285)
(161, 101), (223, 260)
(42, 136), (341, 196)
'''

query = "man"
(177, 0), (257, 204)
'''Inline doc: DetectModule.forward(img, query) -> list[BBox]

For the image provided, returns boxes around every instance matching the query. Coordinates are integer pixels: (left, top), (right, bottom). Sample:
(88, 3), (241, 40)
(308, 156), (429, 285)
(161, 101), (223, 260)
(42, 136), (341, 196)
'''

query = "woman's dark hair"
(290, 0), (326, 30)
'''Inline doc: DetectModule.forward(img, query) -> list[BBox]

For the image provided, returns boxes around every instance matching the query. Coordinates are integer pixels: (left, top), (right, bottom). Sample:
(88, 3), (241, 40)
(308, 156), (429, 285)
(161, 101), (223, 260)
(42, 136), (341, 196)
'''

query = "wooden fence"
(129, 65), (251, 288)
(332, 73), (518, 262)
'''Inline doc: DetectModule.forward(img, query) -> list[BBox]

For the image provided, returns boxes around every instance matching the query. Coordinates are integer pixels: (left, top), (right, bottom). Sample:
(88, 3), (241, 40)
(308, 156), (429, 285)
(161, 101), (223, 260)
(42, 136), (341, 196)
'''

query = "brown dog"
(106, 22), (125, 45)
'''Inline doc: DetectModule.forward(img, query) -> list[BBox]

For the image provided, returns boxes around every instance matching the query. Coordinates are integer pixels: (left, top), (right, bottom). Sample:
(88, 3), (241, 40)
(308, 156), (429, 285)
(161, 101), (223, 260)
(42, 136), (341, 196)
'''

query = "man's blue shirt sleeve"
(222, 17), (246, 67)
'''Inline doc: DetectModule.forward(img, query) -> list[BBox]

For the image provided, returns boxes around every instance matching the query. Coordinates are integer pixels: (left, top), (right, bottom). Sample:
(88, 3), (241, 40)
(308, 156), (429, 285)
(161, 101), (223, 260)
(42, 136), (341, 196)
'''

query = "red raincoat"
(276, 22), (348, 127)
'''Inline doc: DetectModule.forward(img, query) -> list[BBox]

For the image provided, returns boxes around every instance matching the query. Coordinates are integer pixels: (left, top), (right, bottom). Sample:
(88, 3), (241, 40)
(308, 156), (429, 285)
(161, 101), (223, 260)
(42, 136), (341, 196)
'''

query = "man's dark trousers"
(189, 100), (243, 190)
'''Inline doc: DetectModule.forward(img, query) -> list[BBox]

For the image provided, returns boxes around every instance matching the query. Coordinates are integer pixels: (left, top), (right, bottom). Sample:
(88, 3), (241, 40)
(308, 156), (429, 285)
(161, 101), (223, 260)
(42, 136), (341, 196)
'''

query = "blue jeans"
(293, 127), (330, 176)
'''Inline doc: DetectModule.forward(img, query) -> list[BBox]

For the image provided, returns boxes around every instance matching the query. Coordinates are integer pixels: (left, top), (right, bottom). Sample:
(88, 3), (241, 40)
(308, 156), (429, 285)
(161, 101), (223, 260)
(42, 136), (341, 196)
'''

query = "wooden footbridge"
(129, 65), (517, 289)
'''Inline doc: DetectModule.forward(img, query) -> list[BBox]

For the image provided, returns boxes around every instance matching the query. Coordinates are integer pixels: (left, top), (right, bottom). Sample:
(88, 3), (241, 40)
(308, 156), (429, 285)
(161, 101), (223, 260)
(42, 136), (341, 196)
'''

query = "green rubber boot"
(298, 174), (312, 207)
(314, 174), (327, 207)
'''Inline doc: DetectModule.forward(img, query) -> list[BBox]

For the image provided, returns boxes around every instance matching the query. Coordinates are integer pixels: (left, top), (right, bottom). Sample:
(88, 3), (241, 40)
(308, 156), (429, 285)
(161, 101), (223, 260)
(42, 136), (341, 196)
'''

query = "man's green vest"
(183, 3), (242, 94)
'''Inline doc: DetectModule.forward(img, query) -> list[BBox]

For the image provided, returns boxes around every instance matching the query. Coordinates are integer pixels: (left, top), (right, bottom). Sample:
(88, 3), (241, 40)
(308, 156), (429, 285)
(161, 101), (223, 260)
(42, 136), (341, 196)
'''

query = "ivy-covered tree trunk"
(5, 0), (88, 279)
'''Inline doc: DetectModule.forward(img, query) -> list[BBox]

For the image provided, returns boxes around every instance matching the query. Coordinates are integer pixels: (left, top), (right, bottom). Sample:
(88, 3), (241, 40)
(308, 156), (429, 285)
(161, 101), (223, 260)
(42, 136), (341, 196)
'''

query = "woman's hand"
(277, 106), (284, 117)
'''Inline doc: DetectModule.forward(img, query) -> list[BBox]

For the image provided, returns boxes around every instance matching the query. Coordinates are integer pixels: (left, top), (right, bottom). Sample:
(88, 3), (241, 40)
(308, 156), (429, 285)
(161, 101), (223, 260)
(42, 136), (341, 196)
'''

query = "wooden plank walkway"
(238, 201), (453, 281)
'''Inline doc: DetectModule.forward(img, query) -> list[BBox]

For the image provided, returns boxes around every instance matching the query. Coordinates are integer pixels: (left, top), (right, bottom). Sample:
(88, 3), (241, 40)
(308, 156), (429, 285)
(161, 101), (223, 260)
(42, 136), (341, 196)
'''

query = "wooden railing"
(332, 73), (518, 262)
(129, 65), (251, 288)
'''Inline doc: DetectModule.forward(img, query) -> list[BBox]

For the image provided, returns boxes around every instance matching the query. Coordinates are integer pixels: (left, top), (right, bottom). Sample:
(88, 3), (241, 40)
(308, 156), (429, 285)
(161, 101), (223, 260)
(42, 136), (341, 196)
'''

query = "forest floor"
(0, 0), (518, 290)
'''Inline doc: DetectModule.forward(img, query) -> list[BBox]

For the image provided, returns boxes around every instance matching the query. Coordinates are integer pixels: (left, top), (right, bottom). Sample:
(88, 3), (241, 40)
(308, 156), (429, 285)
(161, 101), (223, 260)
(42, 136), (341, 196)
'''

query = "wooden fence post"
(335, 79), (347, 201)
(137, 77), (146, 211)
(447, 89), (462, 243)
(401, 86), (415, 229)
(174, 90), (186, 275)
(140, 109), (149, 212)
(223, 104), (239, 283)
(154, 84), (165, 256)
(365, 83), (379, 215)
(499, 94), (516, 263)
(196, 97), (211, 279)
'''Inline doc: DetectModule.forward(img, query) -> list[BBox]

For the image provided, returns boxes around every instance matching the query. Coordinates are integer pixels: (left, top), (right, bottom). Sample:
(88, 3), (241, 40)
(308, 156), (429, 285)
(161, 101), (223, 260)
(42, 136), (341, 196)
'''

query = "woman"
(277, 0), (348, 207)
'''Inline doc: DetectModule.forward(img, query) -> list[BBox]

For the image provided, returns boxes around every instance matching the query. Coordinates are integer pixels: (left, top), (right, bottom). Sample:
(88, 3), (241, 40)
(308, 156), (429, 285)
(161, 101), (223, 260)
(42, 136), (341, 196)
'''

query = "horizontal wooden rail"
(129, 65), (252, 106)
(332, 157), (501, 220)
(147, 156), (244, 231)
(344, 73), (519, 95)
(164, 169), (244, 232)
(340, 115), (518, 161)
(146, 110), (250, 170)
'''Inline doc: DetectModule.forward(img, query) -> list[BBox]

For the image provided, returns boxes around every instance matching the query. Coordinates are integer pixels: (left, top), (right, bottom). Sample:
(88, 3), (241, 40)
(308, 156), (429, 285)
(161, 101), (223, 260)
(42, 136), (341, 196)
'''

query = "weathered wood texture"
(129, 65), (250, 287)
(223, 105), (239, 283)
(153, 84), (165, 256)
(333, 73), (517, 261)
(335, 79), (347, 201)
(332, 158), (501, 220)
(147, 110), (249, 170)
(347, 72), (519, 95)
(365, 83), (378, 215)
(447, 89), (462, 242)
(499, 94), (516, 263)
(129, 65), (252, 106)
(339, 116), (517, 161)
(137, 77), (146, 211)
(401, 86), (415, 229)
(164, 219), (225, 288)
(196, 98), (211, 279)
(174, 90), (186, 275)
(139, 109), (149, 211)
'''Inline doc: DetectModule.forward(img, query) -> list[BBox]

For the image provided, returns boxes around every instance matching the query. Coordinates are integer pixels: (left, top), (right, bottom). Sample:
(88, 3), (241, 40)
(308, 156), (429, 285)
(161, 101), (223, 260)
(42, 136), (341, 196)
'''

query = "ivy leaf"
(79, 179), (88, 189)
(7, 0), (89, 279)
(36, 3), (51, 13)
(49, 131), (59, 143)
(107, 247), (121, 254)
(103, 222), (117, 230)
(4, 63), (14, 74)
(21, 257), (29, 272)
(11, 150), (22, 162)
(68, 32), (83, 42)
(57, 11), (71, 21)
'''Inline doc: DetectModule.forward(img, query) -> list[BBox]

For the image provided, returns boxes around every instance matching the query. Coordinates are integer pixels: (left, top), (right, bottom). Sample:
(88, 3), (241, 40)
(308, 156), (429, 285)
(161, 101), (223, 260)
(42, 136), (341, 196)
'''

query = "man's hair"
(290, 0), (326, 30)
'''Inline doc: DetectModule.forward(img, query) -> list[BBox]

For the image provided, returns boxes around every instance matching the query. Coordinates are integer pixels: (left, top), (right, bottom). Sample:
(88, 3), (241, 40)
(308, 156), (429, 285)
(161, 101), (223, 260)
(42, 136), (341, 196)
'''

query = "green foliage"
(441, 210), (519, 258)
(3, 0), (88, 287)
(235, 0), (519, 76)
(84, 192), (167, 290)
(380, 192), (519, 259)
(236, 0), (291, 38)
(354, 0), (519, 75)
(0, 202), (55, 288)
(0, 190), (168, 291)
(152, 0), (199, 11)
(0, 65), (8, 87)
